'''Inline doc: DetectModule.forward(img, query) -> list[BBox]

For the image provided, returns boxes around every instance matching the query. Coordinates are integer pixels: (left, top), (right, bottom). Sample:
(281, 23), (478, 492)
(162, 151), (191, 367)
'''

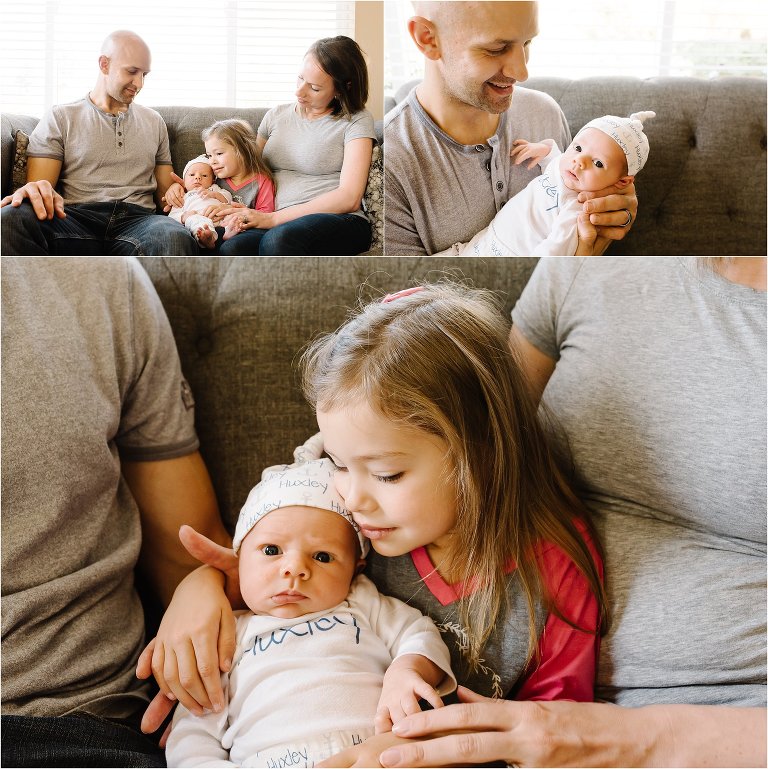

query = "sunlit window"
(1, 0), (355, 116)
(385, 0), (767, 97)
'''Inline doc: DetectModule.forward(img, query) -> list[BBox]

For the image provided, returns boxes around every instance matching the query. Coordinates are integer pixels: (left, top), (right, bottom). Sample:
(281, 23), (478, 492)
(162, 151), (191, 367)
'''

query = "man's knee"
(139, 216), (199, 255)
(1, 202), (49, 255)
(163, 226), (198, 255)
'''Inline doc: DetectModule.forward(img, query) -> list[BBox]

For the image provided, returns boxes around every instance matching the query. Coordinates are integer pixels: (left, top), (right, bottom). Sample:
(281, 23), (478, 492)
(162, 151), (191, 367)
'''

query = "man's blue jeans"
(1, 201), (198, 255)
(217, 212), (372, 255)
(1, 713), (165, 767)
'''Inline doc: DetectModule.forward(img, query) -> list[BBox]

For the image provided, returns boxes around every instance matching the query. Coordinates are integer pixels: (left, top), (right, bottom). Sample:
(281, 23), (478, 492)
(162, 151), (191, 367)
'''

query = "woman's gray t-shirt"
(259, 103), (375, 219)
(512, 257), (767, 707)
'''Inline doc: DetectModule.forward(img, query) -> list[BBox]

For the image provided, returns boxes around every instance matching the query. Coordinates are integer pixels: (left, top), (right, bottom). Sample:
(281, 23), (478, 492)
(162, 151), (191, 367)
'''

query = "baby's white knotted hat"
(580, 111), (656, 176)
(182, 154), (213, 178)
(233, 436), (368, 557)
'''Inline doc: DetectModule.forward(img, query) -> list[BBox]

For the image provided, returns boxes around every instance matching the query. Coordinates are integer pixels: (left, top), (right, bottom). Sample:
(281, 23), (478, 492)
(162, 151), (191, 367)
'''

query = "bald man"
(384, 2), (638, 255)
(0, 30), (197, 255)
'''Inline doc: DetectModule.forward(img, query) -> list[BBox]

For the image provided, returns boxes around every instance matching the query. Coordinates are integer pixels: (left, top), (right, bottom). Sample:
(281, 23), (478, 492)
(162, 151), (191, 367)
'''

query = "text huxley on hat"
(580, 110), (656, 176)
(233, 455), (368, 557)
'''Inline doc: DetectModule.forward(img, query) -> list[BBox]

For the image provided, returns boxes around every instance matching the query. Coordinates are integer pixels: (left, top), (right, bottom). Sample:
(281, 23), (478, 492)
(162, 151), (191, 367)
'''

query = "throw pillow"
(362, 143), (383, 252)
(11, 129), (30, 192)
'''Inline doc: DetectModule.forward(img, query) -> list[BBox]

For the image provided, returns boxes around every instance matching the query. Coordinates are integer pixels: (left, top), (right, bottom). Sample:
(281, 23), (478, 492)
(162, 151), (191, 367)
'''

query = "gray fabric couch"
(138, 256), (537, 532)
(386, 76), (767, 256)
(0, 107), (385, 255)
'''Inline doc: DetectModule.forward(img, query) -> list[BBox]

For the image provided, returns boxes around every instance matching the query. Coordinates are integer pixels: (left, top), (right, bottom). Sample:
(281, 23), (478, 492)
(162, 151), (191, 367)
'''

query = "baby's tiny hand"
(375, 668), (443, 734)
(511, 139), (550, 170)
(201, 203), (225, 219)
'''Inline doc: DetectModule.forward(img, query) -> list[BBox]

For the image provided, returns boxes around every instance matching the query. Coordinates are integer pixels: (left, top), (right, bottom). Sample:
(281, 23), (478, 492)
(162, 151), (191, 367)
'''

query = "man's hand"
(136, 565), (236, 724)
(574, 211), (599, 255)
(578, 181), (638, 248)
(137, 526), (242, 738)
(510, 139), (552, 170)
(162, 173), (185, 211)
(0, 180), (66, 220)
(178, 525), (241, 608)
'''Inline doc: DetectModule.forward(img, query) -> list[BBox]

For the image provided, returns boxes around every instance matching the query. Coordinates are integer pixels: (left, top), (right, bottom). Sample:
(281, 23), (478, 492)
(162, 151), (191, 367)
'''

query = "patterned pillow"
(362, 143), (383, 252)
(11, 129), (30, 192)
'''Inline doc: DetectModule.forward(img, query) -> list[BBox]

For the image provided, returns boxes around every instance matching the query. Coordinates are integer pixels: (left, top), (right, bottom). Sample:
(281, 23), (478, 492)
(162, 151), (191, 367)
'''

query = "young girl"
(200, 118), (276, 244)
(302, 283), (607, 704)
(138, 283), (607, 765)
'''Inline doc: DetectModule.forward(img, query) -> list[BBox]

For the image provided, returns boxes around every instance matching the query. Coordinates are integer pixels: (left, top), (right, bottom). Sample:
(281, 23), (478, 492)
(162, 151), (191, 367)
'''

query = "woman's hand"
(208, 202), (245, 222)
(220, 208), (277, 233)
(378, 686), (767, 767)
(367, 685), (654, 767)
(316, 732), (416, 768)
(199, 202), (226, 219)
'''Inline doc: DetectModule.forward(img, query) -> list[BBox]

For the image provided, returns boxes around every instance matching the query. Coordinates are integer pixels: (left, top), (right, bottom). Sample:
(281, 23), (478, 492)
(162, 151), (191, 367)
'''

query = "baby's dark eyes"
(262, 544), (281, 556)
(313, 551), (333, 563)
(594, 160), (604, 168)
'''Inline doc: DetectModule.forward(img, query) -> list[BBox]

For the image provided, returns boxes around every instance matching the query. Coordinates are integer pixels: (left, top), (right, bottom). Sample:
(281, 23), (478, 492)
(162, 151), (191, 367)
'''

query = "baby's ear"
(616, 175), (635, 189)
(355, 558), (367, 575)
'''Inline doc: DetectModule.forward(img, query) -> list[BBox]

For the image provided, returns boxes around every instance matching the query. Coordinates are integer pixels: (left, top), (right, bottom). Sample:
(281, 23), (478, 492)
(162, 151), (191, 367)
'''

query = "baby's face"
(183, 162), (215, 191)
(558, 128), (628, 192)
(238, 506), (362, 619)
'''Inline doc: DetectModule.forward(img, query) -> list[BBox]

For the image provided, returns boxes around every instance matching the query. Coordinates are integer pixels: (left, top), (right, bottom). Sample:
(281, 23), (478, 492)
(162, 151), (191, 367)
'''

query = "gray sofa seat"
(386, 76), (767, 256)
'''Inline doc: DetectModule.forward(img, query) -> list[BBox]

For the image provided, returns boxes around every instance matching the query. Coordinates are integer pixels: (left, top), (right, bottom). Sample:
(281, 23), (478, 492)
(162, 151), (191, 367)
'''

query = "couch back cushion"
(139, 256), (537, 531)
(152, 106), (271, 183)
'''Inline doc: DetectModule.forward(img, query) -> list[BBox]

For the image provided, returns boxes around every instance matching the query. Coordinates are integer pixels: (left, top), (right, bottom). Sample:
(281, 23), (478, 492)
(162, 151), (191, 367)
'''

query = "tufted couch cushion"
(138, 256), (538, 531)
(386, 76), (767, 256)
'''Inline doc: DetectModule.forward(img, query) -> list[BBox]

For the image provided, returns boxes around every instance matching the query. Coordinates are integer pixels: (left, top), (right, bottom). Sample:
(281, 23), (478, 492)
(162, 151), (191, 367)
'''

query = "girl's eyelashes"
(376, 472), (403, 483)
(327, 455), (402, 482)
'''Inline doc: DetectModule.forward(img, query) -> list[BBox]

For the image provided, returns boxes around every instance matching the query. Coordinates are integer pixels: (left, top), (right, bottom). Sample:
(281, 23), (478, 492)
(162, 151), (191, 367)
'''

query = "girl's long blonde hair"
(301, 282), (607, 669)
(202, 119), (274, 186)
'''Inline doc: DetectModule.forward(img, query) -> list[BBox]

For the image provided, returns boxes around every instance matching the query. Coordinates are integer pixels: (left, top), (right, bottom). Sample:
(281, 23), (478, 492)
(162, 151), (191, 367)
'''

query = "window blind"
(1, 0), (356, 116)
(384, 0), (767, 96)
